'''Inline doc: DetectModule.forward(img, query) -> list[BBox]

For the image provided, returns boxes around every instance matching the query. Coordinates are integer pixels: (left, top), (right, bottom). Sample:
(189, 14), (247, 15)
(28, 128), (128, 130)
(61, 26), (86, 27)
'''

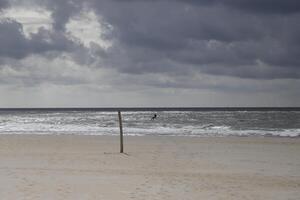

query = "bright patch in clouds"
(0, 7), (52, 37)
(66, 11), (112, 49)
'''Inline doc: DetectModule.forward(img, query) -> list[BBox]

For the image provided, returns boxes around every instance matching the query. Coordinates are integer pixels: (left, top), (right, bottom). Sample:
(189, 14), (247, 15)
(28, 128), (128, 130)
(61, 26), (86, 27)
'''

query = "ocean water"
(0, 108), (299, 137)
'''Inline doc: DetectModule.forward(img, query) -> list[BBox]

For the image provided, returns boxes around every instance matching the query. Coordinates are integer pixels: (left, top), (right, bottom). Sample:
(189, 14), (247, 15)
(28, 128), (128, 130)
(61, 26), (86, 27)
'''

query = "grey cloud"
(41, 0), (83, 31)
(0, 0), (8, 9)
(2, 0), (300, 81)
(0, 20), (28, 59)
(0, 54), (90, 87)
(0, 19), (82, 59)
(228, 0), (300, 14)
(184, 0), (300, 14)
(86, 0), (300, 79)
(10, 0), (84, 31)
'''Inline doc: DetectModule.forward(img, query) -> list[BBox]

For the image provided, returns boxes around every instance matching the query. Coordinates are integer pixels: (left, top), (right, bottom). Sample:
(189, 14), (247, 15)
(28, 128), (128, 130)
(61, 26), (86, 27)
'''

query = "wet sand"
(0, 135), (299, 199)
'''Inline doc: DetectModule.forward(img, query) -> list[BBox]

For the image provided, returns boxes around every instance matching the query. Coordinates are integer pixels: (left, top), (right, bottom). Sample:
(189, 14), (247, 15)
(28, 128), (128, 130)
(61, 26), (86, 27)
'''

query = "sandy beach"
(0, 135), (299, 200)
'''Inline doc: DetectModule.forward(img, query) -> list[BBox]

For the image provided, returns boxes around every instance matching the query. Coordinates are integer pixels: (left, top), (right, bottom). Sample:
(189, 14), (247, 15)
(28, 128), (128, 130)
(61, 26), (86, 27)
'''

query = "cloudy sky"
(0, 0), (299, 107)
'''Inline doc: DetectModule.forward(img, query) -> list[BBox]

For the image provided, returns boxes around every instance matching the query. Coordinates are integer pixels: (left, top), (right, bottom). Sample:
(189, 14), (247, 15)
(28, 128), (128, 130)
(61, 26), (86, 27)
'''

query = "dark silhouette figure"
(151, 114), (157, 120)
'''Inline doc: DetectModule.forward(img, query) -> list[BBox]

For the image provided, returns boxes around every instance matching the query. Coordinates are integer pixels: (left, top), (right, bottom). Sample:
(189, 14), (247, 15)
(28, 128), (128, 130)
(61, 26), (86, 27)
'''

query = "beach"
(0, 135), (299, 199)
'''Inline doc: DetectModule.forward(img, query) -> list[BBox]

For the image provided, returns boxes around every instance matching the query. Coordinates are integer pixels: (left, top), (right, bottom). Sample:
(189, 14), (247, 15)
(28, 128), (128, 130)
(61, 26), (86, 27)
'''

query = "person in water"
(151, 113), (157, 120)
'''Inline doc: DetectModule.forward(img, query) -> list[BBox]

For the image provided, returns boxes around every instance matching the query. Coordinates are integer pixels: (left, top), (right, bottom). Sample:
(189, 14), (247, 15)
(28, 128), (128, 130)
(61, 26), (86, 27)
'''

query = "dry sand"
(0, 135), (299, 200)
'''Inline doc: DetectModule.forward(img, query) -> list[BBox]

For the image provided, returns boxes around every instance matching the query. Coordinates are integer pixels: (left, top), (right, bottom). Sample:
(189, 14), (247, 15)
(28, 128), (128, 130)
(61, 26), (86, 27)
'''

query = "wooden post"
(118, 111), (124, 153)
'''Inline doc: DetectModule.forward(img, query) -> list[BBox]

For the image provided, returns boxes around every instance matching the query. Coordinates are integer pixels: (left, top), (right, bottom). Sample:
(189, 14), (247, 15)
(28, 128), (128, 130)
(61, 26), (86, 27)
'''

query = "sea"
(0, 108), (299, 137)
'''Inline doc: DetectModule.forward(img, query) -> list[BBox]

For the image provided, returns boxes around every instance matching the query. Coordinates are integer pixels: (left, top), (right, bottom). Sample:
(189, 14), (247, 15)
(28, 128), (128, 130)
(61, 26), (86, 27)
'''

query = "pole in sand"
(118, 111), (124, 153)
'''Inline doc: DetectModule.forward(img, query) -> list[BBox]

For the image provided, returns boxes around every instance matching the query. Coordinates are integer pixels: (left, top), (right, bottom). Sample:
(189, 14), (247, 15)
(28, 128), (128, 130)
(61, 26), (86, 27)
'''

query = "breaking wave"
(0, 110), (299, 137)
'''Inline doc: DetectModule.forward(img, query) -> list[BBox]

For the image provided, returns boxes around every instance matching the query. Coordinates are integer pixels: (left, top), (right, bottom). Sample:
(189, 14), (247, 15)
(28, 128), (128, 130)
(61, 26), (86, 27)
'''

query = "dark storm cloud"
(0, 0), (9, 9)
(40, 0), (83, 31)
(184, 0), (300, 14)
(0, 19), (82, 59)
(228, 0), (300, 14)
(2, 0), (300, 80)
(0, 0), (87, 61)
(84, 0), (300, 79)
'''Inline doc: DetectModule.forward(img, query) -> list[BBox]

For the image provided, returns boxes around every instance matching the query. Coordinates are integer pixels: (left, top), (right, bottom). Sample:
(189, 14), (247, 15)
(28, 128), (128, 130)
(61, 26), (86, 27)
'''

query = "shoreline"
(1, 134), (300, 199)
(1, 132), (299, 138)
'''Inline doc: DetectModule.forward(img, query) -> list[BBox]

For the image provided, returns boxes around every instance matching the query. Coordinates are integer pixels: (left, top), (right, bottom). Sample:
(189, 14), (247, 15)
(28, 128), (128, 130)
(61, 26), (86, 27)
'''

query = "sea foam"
(0, 109), (299, 137)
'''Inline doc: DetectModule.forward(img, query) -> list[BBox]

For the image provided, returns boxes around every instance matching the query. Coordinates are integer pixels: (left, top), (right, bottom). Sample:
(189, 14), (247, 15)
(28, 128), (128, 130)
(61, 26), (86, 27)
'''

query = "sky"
(0, 0), (299, 107)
